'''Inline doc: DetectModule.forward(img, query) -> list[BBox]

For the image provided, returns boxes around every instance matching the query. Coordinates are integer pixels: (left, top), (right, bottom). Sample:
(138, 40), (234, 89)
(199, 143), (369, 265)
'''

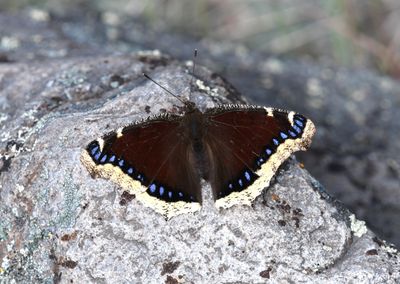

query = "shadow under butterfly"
(81, 53), (316, 220)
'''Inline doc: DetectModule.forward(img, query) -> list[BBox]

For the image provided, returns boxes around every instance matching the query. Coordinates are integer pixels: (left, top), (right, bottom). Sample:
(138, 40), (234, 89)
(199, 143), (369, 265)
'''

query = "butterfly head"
(183, 100), (197, 112)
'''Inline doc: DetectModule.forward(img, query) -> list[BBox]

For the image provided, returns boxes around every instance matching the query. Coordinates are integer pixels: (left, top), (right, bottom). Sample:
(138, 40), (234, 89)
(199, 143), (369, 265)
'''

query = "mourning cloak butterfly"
(81, 56), (315, 219)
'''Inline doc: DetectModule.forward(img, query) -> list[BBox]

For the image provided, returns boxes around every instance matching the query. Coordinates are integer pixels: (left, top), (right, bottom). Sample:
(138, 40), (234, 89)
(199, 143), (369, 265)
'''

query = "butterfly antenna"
(143, 73), (187, 105)
(189, 49), (198, 96)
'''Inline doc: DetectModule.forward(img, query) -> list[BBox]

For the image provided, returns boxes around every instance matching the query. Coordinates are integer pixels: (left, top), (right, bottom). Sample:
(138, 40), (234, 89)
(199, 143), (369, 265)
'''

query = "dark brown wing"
(204, 105), (315, 209)
(80, 114), (202, 218)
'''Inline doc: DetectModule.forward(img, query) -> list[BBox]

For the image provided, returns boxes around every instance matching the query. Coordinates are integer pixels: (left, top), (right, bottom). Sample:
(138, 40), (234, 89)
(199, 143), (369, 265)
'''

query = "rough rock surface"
(1, 50), (399, 283)
(0, 10), (399, 283)
(0, 9), (399, 247)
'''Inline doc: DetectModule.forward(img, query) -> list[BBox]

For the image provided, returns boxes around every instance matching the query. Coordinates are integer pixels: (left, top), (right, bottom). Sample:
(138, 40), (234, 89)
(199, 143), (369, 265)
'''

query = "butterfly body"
(181, 108), (211, 181)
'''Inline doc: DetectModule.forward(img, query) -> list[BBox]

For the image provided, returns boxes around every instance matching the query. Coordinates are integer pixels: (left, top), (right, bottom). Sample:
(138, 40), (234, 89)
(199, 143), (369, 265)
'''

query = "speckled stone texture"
(1, 10), (400, 283)
(1, 8), (399, 246)
(0, 51), (399, 283)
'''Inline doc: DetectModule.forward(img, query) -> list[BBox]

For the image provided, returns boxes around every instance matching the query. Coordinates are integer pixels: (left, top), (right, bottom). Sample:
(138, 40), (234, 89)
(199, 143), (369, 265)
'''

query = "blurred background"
(2, 0), (400, 77)
(1, 1), (400, 246)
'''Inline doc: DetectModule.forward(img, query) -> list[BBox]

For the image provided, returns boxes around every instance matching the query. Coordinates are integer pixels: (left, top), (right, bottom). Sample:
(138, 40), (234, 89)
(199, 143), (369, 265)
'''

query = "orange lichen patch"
(271, 193), (280, 202)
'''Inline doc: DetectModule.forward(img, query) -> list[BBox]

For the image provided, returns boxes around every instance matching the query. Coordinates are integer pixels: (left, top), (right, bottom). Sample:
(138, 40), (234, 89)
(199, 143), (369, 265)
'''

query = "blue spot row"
(149, 183), (168, 197)
(100, 155), (107, 163)
(94, 152), (101, 161)
(224, 169), (255, 197)
(87, 143), (150, 185)
(245, 171), (251, 181)
(91, 146), (99, 156)
(137, 174), (144, 182)
(293, 125), (301, 134)
(257, 148), (274, 168)
(280, 132), (288, 139)
(295, 119), (303, 127)
(288, 130), (297, 138)
(147, 183), (189, 202)
(291, 115), (306, 135)
(256, 157), (265, 167)
(253, 115), (307, 171)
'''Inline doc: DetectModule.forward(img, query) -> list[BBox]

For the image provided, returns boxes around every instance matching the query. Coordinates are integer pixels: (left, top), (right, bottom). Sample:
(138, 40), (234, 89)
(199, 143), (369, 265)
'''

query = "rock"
(1, 12), (400, 247)
(0, 10), (399, 283)
(0, 49), (399, 283)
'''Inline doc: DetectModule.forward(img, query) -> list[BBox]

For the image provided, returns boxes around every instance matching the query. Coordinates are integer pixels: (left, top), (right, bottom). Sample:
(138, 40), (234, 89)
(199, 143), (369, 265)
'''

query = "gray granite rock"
(1, 52), (399, 283)
(1, 11), (399, 247)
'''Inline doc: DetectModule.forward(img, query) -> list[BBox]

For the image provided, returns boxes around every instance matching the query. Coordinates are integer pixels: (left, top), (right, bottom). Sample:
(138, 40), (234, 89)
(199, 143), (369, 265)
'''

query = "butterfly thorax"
(182, 107), (210, 180)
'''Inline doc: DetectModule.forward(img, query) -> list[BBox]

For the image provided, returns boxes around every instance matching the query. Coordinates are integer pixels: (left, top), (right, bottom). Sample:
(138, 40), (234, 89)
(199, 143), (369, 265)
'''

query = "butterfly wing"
(80, 114), (202, 219)
(204, 105), (315, 209)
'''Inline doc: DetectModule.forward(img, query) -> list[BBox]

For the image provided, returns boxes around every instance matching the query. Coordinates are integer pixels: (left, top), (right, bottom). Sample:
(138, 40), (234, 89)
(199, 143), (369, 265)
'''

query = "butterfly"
(81, 53), (315, 219)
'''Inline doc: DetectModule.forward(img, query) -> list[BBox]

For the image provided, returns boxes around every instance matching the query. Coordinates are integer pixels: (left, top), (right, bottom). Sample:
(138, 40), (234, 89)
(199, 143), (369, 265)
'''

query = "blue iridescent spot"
(137, 174), (142, 181)
(149, 184), (156, 193)
(245, 171), (251, 181)
(190, 196), (194, 201)
(159, 186), (165, 196)
(119, 159), (124, 167)
(296, 115), (305, 121)
(238, 179), (243, 187)
(127, 167), (133, 175)
(178, 192), (183, 197)
(266, 148), (272, 155)
(100, 155), (107, 163)
(91, 146), (99, 156)
(293, 125), (301, 134)
(168, 191), (172, 198)
(109, 155), (116, 162)
(295, 119), (304, 127)
(280, 132), (288, 139)
(94, 152), (101, 161)
(273, 138), (279, 146)
(288, 130), (297, 138)
(228, 183), (233, 189)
